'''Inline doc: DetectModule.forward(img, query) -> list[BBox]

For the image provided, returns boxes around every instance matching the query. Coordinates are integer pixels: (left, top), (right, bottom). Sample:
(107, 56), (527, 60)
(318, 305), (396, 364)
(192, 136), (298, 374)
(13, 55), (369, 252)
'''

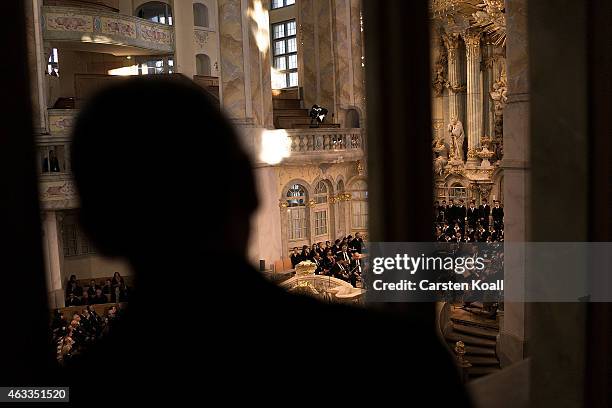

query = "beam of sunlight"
(260, 129), (292, 164)
(108, 65), (139, 76)
(248, 0), (270, 54)
(271, 67), (287, 90)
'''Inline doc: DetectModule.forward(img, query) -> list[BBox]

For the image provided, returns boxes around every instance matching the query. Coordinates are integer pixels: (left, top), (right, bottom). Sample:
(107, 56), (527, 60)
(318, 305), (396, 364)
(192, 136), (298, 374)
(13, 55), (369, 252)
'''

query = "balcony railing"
(286, 128), (364, 154)
(48, 109), (76, 136)
(42, 6), (174, 54)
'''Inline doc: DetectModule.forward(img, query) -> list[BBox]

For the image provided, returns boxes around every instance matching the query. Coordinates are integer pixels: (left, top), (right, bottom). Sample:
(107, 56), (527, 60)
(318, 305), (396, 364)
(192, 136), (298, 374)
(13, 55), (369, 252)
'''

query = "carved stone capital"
(462, 31), (482, 60)
(442, 32), (460, 63)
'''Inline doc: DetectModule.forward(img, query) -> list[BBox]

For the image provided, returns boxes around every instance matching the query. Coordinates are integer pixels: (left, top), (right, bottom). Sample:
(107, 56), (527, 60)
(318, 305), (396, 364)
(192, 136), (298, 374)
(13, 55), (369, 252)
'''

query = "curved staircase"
(442, 303), (501, 380)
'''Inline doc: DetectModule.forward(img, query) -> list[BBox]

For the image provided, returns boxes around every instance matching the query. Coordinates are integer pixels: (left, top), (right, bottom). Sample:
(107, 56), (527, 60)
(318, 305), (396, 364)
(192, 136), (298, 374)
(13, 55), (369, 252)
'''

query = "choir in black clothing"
(434, 199), (504, 242)
(53, 304), (124, 365)
(289, 232), (365, 287)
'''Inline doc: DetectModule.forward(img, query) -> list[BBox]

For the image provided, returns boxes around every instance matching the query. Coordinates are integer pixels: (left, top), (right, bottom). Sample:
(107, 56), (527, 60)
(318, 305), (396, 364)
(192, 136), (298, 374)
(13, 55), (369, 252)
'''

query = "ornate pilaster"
(482, 38), (496, 140)
(463, 30), (483, 165)
(442, 32), (464, 123)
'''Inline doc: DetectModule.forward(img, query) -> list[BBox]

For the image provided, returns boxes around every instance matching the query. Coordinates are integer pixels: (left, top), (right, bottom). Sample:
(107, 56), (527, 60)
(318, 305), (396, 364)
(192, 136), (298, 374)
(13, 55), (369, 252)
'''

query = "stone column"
(442, 32), (462, 124)
(25, 0), (48, 135)
(482, 40), (496, 139)
(332, 0), (366, 127)
(298, 0), (336, 119)
(463, 30), (483, 165)
(42, 211), (64, 308)
(499, 0), (529, 367)
(217, 0), (273, 127)
(173, 0), (196, 78)
(218, 0), (276, 266)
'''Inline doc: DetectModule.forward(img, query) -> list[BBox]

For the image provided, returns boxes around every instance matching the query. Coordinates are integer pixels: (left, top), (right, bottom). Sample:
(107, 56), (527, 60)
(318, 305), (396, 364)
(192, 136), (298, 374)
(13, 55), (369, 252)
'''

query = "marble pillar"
(246, 0), (274, 129)
(332, 0), (365, 127)
(316, 0), (335, 119)
(350, 0), (365, 124)
(442, 33), (462, 125)
(217, 0), (273, 127)
(173, 0), (196, 78)
(499, 0), (530, 367)
(299, 0), (336, 119)
(25, 0), (48, 135)
(42, 211), (64, 308)
(482, 40), (495, 139)
(218, 0), (248, 121)
(248, 166), (282, 267)
(298, 0), (317, 109)
(218, 0), (276, 265)
(463, 30), (483, 165)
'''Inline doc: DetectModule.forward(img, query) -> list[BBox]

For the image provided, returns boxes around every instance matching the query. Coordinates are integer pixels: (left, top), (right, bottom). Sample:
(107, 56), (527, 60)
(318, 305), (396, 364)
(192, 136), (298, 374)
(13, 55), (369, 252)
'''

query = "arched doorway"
(312, 180), (333, 243)
(196, 54), (212, 76)
(346, 109), (360, 128)
(286, 183), (308, 244)
(135, 1), (173, 25)
(348, 179), (368, 233)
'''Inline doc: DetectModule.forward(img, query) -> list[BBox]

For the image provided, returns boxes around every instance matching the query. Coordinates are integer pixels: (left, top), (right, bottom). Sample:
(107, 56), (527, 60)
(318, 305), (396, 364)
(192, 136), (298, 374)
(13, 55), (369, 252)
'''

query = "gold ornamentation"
(472, 0), (506, 47)
(430, 0), (462, 19)
(442, 32), (460, 63)
(462, 31), (481, 59)
(357, 161), (364, 176)
(446, 82), (466, 93)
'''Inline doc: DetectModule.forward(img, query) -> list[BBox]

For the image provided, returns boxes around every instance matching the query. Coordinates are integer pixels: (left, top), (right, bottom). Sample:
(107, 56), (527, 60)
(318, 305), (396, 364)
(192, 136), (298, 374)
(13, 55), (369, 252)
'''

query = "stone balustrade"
(42, 6), (175, 54)
(286, 128), (364, 154)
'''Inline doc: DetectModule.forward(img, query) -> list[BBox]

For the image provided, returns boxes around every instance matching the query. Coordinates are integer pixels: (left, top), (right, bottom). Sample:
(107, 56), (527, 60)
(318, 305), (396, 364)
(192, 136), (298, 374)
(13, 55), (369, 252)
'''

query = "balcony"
(42, 6), (174, 55)
(282, 128), (365, 164)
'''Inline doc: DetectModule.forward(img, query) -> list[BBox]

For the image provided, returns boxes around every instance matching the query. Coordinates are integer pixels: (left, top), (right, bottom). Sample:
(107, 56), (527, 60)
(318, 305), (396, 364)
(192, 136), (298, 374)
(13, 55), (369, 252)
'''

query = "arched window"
(337, 180), (344, 192)
(314, 181), (328, 204)
(313, 181), (329, 237)
(136, 1), (173, 25)
(138, 56), (174, 75)
(346, 109), (360, 128)
(196, 54), (212, 76)
(350, 179), (368, 230)
(193, 3), (209, 27)
(449, 183), (466, 201)
(286, 184), (308, 240)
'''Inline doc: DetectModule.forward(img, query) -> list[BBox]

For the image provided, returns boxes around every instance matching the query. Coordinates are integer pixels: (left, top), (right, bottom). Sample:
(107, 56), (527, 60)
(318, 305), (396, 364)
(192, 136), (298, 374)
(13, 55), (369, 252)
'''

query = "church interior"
(1, 0), (611, 406)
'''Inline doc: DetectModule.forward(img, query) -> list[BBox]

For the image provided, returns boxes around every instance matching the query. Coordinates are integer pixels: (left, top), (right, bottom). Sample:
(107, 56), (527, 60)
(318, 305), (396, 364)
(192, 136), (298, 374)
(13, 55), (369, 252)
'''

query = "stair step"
(452, 323), (498, 340)
(273, 108), (310, 117)
(468, 366), (502, 378)
(463, 345), (497, 356)
(465, 356), (500, 366)
(291, 123), (341, 129)
(272, 88), (300, 99)
(451, 316), (499, 331)
(273, 99), (301, 109)
(277, 116), (313, 128)
(445, 332), (497, 348)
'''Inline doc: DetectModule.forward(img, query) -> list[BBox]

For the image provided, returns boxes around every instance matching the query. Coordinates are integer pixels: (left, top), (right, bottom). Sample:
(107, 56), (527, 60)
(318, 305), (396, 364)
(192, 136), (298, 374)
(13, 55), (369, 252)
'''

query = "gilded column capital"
(462, 31), (482, 59)
(442, 32), (460, 63)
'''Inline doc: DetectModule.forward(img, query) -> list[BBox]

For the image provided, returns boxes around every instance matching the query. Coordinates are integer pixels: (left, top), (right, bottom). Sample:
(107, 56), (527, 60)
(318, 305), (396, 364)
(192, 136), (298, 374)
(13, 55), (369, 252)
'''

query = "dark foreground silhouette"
(64, 76), (471, 406)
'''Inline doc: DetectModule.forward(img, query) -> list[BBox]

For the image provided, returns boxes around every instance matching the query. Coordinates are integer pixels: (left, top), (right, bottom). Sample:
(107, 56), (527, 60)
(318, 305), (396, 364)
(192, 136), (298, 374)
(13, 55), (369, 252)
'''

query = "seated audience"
(80, 291), (91, 306)
(91, 288), (108, 304)
(66, 281), (83, 298)
(87, 279), (100, 297)
(102, 279), (112, 295)
(66, 293), (81, 307)
(290, 247), (301, 268)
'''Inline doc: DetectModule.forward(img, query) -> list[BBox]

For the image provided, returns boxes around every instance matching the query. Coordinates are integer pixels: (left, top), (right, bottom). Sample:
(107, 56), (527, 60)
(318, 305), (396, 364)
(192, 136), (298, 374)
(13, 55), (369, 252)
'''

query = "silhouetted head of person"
(71, 76), (258, 263)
